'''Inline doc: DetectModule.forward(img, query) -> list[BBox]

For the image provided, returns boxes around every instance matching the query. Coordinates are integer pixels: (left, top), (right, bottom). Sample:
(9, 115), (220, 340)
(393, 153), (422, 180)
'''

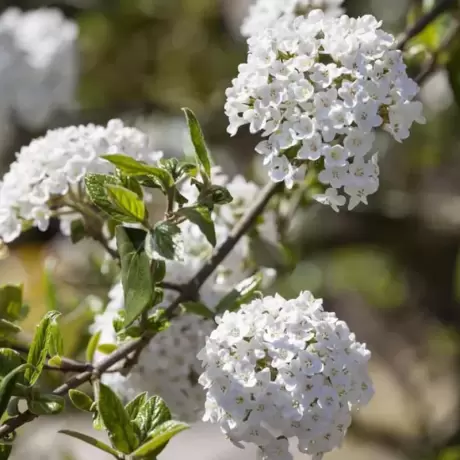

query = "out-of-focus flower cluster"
(0, 7), (78, 131)
(241, 0), (344, 38)
(91, 167), (279, 421)
(197, 291), (374, 460)
(0, 119), (163, 243)
(226, 10), (425, 211)
(91, 279), (218, 421)
(180, 166), (278, 288)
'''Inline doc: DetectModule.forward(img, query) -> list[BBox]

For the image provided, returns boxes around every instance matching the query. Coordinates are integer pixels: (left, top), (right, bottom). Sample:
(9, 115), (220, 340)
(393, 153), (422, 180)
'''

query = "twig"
(9, 343), (93, 374)
(396, 0), (456, 50)
(158, 281), (184, 293)
(164, 181), (282, 315)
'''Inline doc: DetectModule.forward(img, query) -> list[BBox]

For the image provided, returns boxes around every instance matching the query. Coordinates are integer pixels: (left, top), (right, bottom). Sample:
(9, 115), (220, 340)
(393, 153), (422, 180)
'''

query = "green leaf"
(69, 389), (94, 412)
(98, 383), (139, 454)
(151, 260), (166, 282)
(125, 392), (148, 420)
(215, 273), (264, 315)
(43, 269), (58, 312)
(118, 173), (144, 199)
(0, 320), (21, 337)
(47, 356), (62, 367)
(146, 310), (170, 335)
(106, 185), (146, 223)
(48, 318), (63, 357)
(182, 108), (212, 178)
(199, 185), (233, 207)
(176, 206), (216, 246)
(85, 173), (131, 222)
(0, 364), (32, 418)
(158, 158), (196, 182)
(134, 396), (171, 441)
(0, 349), (24, 379)
(116, 227), (154, 327)
(29, 394), (65, 415)
(182, 301), (214, 319)
(97, 343), (118, 355)
(25, 311), (61, 385)
(59, 430), (121, 459)
(102, 155), (174, 190)
(86, 330), (102, 363)
(146, 222), (183, 261)
(70, 219), (86, 244)
(0, 285), (23, 322)
(132, 420), (189, 459)
(0, 444), (12, 460)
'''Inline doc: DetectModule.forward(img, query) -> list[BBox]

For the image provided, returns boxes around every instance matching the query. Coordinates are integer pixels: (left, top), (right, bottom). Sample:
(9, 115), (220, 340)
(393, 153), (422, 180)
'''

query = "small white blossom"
(227, 10), (425, 211)
(241, 0), (345, 38)
(198, 291), (373, 460)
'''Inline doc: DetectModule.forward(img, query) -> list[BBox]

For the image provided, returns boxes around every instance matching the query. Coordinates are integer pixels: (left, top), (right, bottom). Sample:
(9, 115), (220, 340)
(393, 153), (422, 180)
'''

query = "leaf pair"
(61, 385), (188, 459)
(85, 173), (146, 225)
(25, 311), (63, 386)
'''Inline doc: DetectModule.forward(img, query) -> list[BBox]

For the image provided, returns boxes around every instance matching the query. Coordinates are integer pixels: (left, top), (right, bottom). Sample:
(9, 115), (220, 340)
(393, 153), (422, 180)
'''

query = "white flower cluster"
(241, 0), (344, 38)
(0, 119), (163, 244)
(226, 11), (425, 211)
(0, 7), (78, 130)
(197, 291), (373, 460)
(91, 168), (279, 420)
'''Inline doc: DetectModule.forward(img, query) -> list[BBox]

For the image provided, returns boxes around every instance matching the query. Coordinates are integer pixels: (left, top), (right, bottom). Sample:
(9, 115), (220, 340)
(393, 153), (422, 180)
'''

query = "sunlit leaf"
(25, 311), (61, 385)
(98, 383), (139, 454)
(182, 108), (212, 178)
(116, 227), (154, 327)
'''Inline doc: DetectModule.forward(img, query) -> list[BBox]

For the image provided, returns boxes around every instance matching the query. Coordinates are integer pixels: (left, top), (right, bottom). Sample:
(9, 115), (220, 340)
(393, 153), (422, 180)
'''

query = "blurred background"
(1, 0), (460, 459)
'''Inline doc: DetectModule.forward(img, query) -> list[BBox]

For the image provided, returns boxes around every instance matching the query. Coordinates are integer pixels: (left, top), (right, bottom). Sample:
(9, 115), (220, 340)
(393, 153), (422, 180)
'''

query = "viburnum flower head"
(197, 291), (374, 460)
(241, 0), (344, 38)
(0, 120), (163, 244)
(226, 10), (425, 211)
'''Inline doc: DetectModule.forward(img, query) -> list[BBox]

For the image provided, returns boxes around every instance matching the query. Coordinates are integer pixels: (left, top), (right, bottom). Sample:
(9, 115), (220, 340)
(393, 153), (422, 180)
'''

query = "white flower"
(198, 291), (374, 460)
(226, 10), (425, 211)
(259, 438), (293, 460)
(0, 7), (78, 130)
(0, 120), (163, 244)
(241, 0), (345, 38)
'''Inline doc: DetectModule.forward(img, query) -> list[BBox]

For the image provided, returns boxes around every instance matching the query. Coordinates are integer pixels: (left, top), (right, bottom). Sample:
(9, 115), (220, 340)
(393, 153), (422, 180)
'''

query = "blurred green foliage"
(78, 0), (244, 113)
